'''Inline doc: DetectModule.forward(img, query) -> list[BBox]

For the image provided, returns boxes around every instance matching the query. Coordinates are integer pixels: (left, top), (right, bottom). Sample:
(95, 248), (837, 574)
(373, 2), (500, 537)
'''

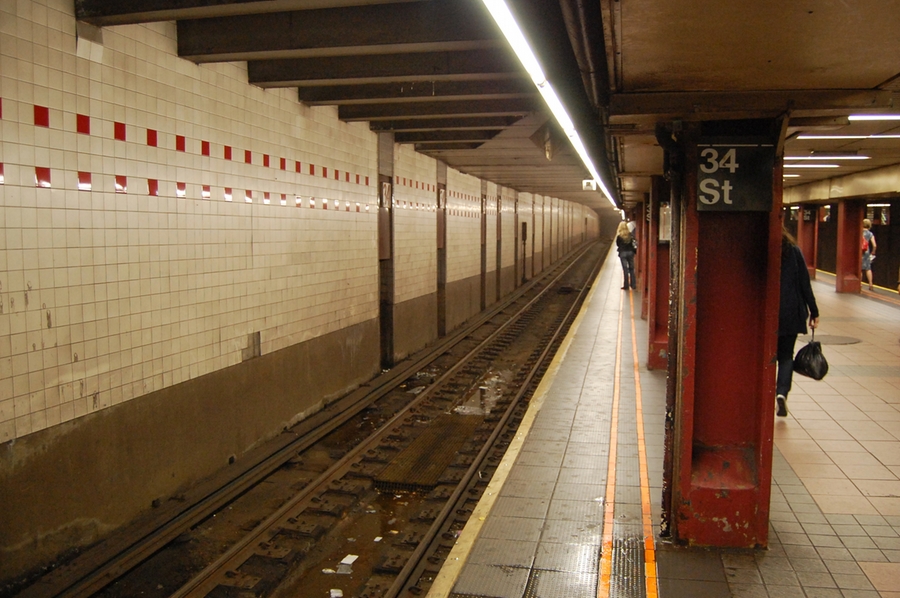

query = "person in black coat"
(777, 227), (819, 416)
(615, 221), (637, 290)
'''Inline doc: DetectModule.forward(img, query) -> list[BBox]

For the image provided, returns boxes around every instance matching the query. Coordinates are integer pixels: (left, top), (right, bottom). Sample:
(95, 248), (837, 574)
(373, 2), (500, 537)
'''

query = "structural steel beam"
(297, 80), (533, 105)
(76, 0), (417, 26)
(610, 90), (893, 118)
(248, 49), (521, 87)
(396, 131), (498, 143)
(177, 1), (498, 62)
(339, 99), (539, 121)
(369, 116), (520, 132)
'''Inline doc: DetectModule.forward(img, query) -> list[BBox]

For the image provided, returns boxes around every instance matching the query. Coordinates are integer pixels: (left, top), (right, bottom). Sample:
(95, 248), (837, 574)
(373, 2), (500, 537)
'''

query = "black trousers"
(776, 333), (798, 398)
(619, 253), (636, 289)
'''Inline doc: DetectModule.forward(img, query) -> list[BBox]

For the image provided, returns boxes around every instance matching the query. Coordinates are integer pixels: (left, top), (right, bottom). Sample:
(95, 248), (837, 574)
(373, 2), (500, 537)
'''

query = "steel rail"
(169, 242), (597, 597)
(386, 245), (607, 597)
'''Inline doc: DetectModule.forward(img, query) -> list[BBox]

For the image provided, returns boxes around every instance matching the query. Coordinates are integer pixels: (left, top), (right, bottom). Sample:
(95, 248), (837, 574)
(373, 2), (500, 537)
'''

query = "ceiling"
(76, 0), (900, 218)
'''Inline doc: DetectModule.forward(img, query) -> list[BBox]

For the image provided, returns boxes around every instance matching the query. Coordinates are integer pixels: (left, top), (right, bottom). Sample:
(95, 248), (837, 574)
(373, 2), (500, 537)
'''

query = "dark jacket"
(616, 235), (636, 256)
(779, 242), (818, 336)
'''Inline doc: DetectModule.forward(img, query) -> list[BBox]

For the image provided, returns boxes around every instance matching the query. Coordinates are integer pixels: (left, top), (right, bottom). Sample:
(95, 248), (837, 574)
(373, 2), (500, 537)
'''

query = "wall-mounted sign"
(696, 141), (774, 212)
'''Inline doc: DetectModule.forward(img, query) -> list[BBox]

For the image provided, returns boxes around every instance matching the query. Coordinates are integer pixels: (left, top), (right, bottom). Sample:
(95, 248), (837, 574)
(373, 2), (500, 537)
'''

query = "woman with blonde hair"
(615, 221), (637, 290)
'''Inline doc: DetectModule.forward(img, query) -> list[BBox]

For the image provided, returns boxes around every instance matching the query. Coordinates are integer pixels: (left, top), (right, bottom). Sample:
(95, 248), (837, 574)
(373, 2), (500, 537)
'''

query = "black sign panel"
(696, 141), (775, 212)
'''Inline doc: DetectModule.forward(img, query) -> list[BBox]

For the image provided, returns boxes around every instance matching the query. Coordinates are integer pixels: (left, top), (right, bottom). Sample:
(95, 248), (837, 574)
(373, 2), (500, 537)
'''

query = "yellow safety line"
(596, 288), (624, 598)
(628, 291), (660, 598)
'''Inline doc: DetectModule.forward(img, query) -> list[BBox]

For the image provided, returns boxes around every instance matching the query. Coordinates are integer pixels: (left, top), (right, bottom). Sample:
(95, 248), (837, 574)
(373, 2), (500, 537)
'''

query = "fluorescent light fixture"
(783, 174), (801, 178)
(783, 164), (840, 168)
(797, 134), (900, 140)
(848, 114), (900, 121)
(784, 155), (869, 160)
(480, 0), (617, 208)
(867, 203), (891, 207)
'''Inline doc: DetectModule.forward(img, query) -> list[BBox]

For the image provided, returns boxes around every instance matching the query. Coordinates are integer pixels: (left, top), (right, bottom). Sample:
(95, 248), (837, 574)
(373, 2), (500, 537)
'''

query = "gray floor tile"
(452, 562), (530, 598)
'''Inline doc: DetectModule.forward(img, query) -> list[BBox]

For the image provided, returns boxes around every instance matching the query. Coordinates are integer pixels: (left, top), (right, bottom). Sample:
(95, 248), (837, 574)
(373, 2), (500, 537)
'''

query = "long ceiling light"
(783, 164), (840, 168)
(848, 114), (900, 121)
(479, 0), (618, 209)
(797, 134), (900, 140)
(784, 155), (869, 160)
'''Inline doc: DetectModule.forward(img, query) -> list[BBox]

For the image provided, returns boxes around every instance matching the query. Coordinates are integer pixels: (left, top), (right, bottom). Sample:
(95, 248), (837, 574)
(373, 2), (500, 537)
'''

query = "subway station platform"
(426, 248), (900, 598)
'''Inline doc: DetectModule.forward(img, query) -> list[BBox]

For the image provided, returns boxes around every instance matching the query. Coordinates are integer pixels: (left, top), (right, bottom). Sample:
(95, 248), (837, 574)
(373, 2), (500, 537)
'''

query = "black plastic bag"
(793, 331), (828, 380)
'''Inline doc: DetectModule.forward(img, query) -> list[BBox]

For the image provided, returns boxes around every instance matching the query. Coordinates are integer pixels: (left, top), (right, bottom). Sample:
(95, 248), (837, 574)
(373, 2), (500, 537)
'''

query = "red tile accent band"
(0, 98), (3, 119)
(295, 161), (301, 173)
(114, 122), (126, 141)
(78, 171), (92, 191)
(345, 172), (350, 182)
(176, 182), (186, 197)
(334, 170), (339, 180)
(115, 175), (127, 193)
(280, 157), (286, 170)
(202, 141), (210, 156)
(365, 176), (370, 186)
(35, 167), (51, 188)
(148, 179), (159, 196)
(224, 187), (232, 201)
(356, 174), (360, 184)
(323, 167), (328, 178)
(224, 146), (232, 160)
(77, 114), (90, 135)
(0, 163), (4, 184)
(176, 135), (186, 152)
(309, 164), (315, 176)
(202, 185), (210, 199)
(147, 129), (157, 147)
(263, 154), (270, 168)
(244, 150), (252, 164)
(245, 190), (252, 202)
(34, 105), (49, 127)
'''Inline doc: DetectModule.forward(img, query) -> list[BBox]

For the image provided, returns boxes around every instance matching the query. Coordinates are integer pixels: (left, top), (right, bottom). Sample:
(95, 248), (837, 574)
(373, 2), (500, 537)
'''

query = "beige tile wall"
(0, 1), (380, 442)
(393, 144), (437, 304)
(0, 0), (595, 444)
(446, 168), (482, 284)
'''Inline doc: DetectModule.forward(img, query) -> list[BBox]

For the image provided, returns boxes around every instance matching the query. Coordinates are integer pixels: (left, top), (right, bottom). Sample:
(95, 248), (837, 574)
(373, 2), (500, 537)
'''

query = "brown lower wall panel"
(392, 292), (438, 363)
(445, 274), (481, 332)
(499, 265), (517, 298)
(0, 318), (379, 582)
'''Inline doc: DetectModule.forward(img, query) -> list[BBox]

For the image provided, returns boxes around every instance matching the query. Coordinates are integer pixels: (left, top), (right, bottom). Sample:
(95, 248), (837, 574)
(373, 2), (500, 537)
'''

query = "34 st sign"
(696, 140), (775, 212)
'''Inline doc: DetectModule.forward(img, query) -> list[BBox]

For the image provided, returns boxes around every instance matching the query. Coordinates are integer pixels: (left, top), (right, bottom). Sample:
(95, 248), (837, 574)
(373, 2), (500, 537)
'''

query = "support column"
(436, 162), (448, 337)
(668, 120), (782, 548)
(647, 177), (670, 371)
(377, 133), (395, 369)
(796, 203), (819, 280)
(836, 199), (864, 293)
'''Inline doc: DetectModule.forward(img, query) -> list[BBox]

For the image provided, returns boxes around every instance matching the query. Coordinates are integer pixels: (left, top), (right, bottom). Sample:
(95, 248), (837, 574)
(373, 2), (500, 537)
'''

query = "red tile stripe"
(0, 97), (430, 204)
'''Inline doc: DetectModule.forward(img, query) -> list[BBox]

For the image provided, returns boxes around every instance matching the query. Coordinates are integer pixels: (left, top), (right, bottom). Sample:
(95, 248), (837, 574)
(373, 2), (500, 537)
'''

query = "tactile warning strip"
(610, 536), (645, 598)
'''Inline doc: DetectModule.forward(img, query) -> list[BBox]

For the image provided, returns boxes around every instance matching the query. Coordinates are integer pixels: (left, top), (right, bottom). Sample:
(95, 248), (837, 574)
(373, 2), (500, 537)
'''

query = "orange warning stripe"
(596, 289), (623, 598)
(628, 291), (659, 598)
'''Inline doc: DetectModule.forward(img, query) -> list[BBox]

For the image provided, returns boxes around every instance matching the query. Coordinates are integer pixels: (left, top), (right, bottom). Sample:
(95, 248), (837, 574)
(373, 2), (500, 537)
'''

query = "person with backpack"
(615, 221), (637, 290)
(862, 218), (877, 290)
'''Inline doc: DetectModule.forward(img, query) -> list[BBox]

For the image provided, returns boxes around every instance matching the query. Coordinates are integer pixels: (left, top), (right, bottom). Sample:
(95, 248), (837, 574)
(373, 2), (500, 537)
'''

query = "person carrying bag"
(776, 228), (820, 417)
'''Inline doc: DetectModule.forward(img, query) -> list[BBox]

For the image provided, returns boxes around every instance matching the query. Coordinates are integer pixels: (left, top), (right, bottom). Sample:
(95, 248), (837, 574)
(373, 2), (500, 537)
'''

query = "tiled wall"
(446, 169), (482, 284)
(0, 0), (598, 445)
(485, 181), (498, 274)
(500, 186), (516, 269)
(393, 144), (437, 304)
(0, 1), (381, 443)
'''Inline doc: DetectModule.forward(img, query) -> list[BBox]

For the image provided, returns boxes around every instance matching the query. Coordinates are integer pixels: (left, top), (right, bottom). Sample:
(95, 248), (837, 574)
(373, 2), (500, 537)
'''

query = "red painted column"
(795, 204), (818, 280)
(647, 177), (670, 370)
(634, 202), (649, 317)
(835, 199), (863, 293)
(670, 123), (781, 548)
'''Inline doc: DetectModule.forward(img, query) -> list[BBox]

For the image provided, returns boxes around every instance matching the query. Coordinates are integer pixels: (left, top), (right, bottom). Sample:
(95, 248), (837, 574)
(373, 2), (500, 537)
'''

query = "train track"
(16, 241), (609, 598)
